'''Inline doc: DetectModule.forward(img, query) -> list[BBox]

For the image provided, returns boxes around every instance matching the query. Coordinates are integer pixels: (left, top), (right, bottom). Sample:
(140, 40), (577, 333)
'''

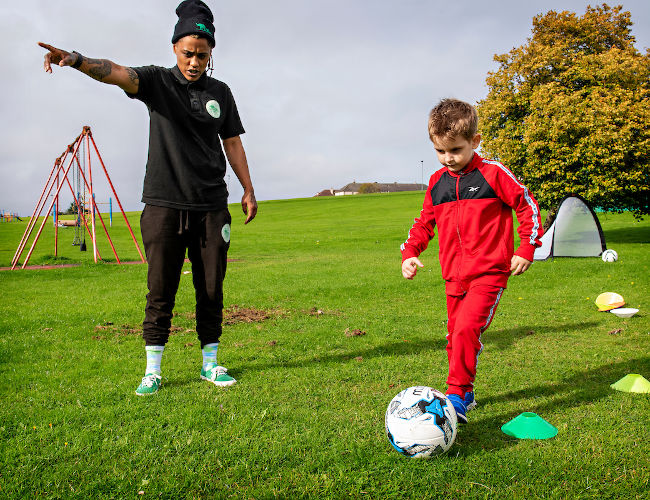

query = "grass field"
(1, 192), (648, 498)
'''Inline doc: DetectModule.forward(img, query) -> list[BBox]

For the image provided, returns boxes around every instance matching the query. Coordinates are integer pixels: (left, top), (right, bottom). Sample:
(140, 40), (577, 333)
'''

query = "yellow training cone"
(611, 374), (650, 393)
(594, 292), (625, 311)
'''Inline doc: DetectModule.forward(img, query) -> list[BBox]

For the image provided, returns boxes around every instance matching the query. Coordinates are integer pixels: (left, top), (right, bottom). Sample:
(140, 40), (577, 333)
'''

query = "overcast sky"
(1, 1), (648, 215)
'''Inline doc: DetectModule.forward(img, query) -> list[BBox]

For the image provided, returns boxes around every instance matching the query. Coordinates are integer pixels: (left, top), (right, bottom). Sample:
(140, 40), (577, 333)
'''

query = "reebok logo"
(468, 186), (480, 192)
(196, 23), (212, 35)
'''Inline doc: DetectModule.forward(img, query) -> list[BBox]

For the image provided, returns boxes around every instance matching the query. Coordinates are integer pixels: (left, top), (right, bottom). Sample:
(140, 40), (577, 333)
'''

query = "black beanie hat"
(172, 0), (215, 47)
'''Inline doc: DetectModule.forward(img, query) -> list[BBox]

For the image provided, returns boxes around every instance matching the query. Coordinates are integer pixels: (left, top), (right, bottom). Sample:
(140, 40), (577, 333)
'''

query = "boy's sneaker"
(446, 394), (468, 424)
(464, 391), (477, 412)
(201, 363), (236, 387)
(135, 373), (162, 396)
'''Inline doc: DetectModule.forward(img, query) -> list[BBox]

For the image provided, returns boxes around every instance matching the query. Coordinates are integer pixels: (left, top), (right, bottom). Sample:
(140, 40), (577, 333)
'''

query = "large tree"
(477, 4), (649, 221)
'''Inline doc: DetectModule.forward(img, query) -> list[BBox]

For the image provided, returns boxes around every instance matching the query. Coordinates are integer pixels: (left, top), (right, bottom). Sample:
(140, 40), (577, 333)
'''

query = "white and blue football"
(601, 249), (618, 262)
(385, 386), (457, 458)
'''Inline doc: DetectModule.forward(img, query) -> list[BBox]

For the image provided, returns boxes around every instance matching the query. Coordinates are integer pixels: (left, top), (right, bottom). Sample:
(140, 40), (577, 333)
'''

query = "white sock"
(145, 345), (164, 376)
(202, 343), (218, 368)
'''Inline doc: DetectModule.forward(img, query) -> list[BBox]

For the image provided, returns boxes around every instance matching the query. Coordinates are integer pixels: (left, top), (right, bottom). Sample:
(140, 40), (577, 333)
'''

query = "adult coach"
(39, 0), (257, 395)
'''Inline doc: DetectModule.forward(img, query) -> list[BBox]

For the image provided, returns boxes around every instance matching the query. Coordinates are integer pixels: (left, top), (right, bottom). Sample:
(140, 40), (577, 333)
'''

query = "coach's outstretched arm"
(38, 42), (139, 94)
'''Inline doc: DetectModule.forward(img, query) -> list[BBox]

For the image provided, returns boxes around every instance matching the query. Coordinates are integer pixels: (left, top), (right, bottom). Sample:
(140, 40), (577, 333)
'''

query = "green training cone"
(610, 374), (650, 393)
(501, 412), (558, 440)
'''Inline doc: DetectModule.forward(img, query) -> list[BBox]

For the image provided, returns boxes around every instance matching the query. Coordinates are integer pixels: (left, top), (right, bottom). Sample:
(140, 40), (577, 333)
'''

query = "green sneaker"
(135, 373), (162, 396)
(201, 363), (236, 387)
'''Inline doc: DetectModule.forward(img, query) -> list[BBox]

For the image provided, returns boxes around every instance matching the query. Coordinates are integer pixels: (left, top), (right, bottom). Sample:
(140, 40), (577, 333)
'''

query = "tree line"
(477, 4), (649, 222)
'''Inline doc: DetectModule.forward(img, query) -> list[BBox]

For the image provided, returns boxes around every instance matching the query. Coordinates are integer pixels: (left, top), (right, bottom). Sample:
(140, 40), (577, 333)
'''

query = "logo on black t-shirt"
(206, 100), (221, 118)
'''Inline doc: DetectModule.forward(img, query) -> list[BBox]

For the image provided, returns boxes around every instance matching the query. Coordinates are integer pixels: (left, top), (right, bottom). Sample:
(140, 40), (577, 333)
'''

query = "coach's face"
(173, 36), (212, 82)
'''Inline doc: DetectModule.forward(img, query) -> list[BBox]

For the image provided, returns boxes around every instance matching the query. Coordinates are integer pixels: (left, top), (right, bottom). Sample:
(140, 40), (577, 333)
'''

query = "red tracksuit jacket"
(401, 153), (543, 290)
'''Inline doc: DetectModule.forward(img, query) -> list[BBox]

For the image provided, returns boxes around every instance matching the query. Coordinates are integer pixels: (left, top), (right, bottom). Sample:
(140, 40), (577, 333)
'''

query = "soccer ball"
(602, 249), (618, 262)
(385, 386), (457, 458)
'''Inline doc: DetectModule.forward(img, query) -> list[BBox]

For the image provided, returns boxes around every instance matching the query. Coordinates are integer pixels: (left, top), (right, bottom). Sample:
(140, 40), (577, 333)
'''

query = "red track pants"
(445, 282), (504, 397)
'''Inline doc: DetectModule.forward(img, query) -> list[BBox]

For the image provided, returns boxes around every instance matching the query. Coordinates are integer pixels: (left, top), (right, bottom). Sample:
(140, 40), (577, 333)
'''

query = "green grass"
(1, 192), (648, 498)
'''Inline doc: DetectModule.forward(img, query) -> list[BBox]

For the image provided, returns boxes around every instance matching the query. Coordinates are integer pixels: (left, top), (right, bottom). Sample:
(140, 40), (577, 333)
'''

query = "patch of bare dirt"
(92, 322), (141, 339)
(223, 305), (282, 325)
(91, 321), (194, 340)
(345, 328), (366, 337)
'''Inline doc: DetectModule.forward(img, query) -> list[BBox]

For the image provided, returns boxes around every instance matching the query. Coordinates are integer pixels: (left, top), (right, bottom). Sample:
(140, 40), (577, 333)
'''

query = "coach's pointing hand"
(38, 42), (79, 73)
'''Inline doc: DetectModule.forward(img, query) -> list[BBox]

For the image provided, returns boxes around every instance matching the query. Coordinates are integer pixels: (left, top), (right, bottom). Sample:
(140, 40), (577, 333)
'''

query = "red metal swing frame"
(11, 126), (145, 270)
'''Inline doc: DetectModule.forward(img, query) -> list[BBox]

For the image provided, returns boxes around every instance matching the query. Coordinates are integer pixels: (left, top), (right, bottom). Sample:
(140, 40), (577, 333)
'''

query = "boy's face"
(173, 36), (212, 82)
(432, 134), (481, 173)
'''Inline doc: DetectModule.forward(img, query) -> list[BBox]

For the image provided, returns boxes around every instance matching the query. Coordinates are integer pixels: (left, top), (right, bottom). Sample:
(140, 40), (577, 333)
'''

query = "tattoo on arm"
(126, 67), (139, 86)
(84, 57), (112, 81)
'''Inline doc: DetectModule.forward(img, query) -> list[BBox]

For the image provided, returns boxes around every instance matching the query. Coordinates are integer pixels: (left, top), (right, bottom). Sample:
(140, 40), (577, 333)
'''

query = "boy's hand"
(402, 257), (424, 280)
(510, 255), (532, 276)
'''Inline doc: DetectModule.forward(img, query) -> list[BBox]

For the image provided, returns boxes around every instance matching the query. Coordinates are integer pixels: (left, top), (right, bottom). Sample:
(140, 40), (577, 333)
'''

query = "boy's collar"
(448, 153), (482, 176)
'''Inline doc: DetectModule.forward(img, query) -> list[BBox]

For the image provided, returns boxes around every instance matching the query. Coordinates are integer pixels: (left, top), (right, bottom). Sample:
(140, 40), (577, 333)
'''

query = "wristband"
(71, 51), (83, 69)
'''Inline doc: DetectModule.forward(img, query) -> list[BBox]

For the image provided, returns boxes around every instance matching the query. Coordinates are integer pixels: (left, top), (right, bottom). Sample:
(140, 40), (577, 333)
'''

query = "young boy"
(39, 0), (257, 396)
(401, 98), (542, 423)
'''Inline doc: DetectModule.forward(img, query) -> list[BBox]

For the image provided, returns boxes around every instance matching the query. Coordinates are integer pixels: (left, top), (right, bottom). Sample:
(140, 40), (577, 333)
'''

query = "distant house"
(336, 182), (363, 195)
(314, 182), (426, 197)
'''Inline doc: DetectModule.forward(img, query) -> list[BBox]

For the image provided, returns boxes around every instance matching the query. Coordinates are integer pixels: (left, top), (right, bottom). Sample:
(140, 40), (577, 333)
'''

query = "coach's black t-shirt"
(127, 65), (245, 210)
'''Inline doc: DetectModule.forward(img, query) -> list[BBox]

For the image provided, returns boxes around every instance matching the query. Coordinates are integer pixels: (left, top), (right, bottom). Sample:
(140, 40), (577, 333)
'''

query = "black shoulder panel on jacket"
(430, 172), (457, 206)
(458, 168), (497, 200)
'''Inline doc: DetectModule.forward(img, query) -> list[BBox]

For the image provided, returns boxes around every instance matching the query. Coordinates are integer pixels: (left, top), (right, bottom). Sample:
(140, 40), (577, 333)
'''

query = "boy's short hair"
(428, 98), (478, 141)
